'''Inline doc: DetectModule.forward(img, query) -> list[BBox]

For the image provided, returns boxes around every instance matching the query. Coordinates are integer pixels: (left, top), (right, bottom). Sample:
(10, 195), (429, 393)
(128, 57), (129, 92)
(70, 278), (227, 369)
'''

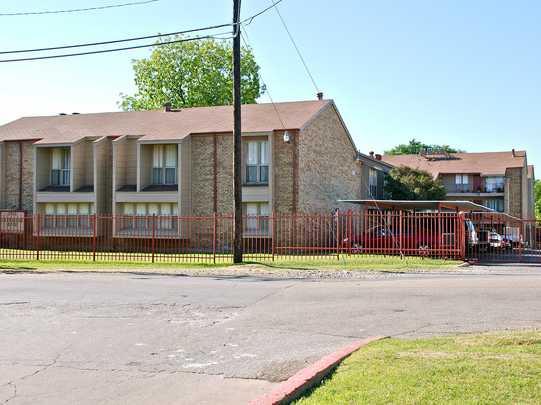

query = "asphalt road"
(1, 265), (541, 404)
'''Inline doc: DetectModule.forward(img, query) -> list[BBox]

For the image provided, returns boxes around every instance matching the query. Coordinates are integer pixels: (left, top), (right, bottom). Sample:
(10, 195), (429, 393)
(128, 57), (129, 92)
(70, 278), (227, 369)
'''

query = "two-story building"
(357, 151), (393, 200)
(0, 99), (362, 238)
(382, 150), (536, 219)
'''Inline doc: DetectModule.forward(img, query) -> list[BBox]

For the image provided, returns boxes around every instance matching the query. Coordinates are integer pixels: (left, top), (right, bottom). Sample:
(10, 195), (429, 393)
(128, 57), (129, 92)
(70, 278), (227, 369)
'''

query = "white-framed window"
(368, 168), (378, 197)
(51, 148), (71, 187)
(243, 202), (270, 236)
(245, 140), (269, 184)
(484, 177), (505, 193)
(152, 144), (178, 185)
(120, 203), (178, 231)
(455, 174), (469, 185)
(42, 203), (93, 231)
(485, 199), (504, 212)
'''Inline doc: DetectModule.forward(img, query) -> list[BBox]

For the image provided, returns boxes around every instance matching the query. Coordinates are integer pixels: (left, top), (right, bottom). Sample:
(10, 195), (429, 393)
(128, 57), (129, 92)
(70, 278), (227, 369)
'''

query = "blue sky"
(1, 0), (539, 171)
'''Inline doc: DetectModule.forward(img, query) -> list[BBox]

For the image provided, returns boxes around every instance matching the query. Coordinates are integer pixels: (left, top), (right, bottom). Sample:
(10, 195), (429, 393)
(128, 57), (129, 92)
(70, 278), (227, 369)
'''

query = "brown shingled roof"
(0, 100), (330, 145)
(382, 151), (526, 177)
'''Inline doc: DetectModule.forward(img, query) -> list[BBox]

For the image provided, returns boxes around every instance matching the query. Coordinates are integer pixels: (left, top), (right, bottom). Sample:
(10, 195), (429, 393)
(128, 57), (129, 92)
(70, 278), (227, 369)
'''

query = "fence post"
(213, 212), (217, 264)
(36, 214), (40, 261)
(336, 209), (340, 260)
(399, 210), (403, 256)
(348, 209), (352, 256)
(151, 214), (156, 263)
(271, 210), (276, 261)
(92, 214), (97, 262)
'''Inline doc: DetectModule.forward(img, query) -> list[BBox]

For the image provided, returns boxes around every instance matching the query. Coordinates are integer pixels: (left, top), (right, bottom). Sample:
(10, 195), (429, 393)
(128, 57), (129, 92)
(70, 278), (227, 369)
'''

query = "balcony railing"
(449, 184), (505, 193)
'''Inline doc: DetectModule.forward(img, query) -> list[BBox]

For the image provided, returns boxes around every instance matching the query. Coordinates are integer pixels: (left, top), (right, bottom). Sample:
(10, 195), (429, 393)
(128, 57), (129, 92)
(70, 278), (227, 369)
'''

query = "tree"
(534, 180), (541, 221)
(384, 166), (447, 200)
(385, 139), (464, 155)
(119, 37), (264, 111)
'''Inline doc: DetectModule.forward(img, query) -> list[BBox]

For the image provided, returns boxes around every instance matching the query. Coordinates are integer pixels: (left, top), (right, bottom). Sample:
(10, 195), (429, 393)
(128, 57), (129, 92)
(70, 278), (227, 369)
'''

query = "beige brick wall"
(190, 135), (214, 216)
(298, 104), (361, 213)
(505, 167), (523, 218)
(216, 135), (233, 214)
(273, 131), (295, 213)
(4, 141), (34, 212)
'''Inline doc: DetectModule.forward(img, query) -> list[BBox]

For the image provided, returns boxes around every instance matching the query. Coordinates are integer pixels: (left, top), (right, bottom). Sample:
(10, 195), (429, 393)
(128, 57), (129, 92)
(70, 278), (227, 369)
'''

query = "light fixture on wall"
(283, 130), (292, 144)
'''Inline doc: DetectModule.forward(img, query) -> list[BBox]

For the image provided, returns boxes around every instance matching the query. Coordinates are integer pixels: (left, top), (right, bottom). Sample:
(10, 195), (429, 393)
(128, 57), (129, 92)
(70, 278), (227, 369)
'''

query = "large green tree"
(535, 180), (541, 220)
(120, 37), (264, 110)
(385, 139), (464, 155)
(384, 166), (447, 200)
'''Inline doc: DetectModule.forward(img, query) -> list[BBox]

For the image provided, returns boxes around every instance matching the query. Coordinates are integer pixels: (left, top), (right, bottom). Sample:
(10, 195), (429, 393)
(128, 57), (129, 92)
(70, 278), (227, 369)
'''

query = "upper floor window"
(152, 144), (177, 185)
(368, 168), (378, 197)
(51, 148), (70, 186)
(455, 174), (469, 185)
(485, 177), (505, 192)
(245, 140), (269, 185)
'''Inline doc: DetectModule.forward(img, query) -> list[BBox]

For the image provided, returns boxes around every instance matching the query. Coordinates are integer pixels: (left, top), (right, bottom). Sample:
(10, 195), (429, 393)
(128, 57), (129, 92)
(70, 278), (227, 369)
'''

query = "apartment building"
(0, 99), (362, 237)
(382, 150), (536, 219)
(357, 151), (393, 200)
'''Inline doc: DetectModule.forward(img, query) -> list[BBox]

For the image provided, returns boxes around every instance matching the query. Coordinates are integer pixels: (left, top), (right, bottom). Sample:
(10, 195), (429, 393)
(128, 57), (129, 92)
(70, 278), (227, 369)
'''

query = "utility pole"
(232, 0), (243, 263)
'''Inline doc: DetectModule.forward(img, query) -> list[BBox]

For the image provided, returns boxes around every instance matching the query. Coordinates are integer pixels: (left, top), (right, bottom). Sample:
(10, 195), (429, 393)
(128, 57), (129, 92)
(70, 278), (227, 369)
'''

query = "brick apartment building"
(383, 150), (536, 219)
(0, 99), (362, 236)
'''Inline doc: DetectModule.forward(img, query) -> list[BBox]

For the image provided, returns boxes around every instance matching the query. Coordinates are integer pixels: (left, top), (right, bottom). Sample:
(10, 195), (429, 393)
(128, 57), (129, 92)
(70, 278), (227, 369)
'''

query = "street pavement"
(1, 265), (541, 404)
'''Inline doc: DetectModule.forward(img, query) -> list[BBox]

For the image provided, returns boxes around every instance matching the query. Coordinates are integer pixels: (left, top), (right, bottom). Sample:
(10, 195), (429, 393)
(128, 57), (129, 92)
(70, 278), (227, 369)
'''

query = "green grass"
(255, 256), (462, 271)
(0, 255), (462, 272)
(294, 330), (541, 405)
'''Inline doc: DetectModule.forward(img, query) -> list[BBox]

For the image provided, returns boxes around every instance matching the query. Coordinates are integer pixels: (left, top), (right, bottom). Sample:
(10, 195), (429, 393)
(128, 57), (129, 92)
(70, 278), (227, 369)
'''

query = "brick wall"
(273, 130), (296, 213)
(505, 167), (523, 218)
(190, 135), (214, 216)
(297, 104), (361, 212)
(4, 141), (34, 212)
(216, 135), (233, 214)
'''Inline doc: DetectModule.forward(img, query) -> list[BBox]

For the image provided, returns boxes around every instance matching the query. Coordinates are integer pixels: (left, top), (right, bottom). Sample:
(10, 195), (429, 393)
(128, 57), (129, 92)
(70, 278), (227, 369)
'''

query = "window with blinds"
(51, 148), (71, 186)
(245, 140), (269, 185)
(152, 144), (178, 185)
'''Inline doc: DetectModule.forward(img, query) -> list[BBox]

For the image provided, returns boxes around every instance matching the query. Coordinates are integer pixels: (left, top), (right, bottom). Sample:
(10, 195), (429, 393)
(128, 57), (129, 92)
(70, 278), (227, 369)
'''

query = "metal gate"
(465, 212), (541, 263)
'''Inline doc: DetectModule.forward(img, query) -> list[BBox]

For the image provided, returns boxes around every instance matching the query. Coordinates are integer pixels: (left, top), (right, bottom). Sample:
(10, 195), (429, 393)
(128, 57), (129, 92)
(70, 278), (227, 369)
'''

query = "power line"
(270, 0), (319, 93)
(240, 0), (284, 25)
(0, 33), (233, 63)
(0, 23), (232, 55)
(0, 0), (159, 17)
(0, 0), (287, 58)
(240, 27), (286, 130)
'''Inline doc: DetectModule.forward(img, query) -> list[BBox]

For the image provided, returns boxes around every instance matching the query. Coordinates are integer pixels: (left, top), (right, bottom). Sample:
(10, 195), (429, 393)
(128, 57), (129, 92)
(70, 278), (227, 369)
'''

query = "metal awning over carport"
(338, 200), (495, 213)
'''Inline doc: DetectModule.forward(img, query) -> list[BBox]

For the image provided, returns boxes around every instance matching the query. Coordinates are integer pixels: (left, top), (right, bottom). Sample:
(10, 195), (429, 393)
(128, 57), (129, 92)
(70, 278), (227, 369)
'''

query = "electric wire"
(240, 26), (287, 130)
(0, 0), (286, 60)
(0, 33), (234, 63)
(0, 0), (159, 16)
(269, 0), (319, 93)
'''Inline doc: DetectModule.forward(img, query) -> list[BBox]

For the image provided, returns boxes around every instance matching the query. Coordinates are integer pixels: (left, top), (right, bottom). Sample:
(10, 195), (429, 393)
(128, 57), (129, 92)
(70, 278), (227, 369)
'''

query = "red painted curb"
(249, 336), (386, 405)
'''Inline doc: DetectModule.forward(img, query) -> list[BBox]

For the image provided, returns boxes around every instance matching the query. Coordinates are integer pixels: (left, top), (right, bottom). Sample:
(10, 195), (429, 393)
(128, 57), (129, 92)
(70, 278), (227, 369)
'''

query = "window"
(368, 168), (378, 197)
(455, 174), (469, 185)
(485, 199), (504, 212)
(51, 148), (71, 186)
(243, 202), (270, 236)
(485, 177), (505, 193)
(245, 140), (269, 184)
(120, 203), (179, 232)
(41, 203), (93, 233)
(152, 144), (177, 185)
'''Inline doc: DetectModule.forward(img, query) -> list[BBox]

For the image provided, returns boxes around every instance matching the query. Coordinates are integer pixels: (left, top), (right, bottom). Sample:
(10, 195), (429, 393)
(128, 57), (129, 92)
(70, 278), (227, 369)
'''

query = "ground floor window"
(243, 202), (270, 236)
(119, 203), (178, 231)
(42, 203), (94, 231)
(485, 198), (504, 212)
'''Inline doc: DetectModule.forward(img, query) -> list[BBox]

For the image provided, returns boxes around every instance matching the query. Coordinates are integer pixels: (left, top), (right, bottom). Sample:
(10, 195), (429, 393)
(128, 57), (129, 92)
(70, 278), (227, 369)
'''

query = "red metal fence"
(0, 210), (467, 263)
(464, 212), (541, 263)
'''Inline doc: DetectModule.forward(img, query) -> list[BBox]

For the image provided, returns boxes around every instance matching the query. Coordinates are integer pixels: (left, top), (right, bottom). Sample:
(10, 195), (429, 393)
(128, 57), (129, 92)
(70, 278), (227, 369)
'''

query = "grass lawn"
(294, 330), (541, 405)
(0, 254), (462, 272)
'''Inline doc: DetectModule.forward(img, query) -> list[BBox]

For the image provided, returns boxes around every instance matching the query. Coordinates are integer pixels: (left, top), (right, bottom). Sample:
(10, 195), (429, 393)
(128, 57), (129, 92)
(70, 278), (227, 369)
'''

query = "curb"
(249, 336), (386, 405)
